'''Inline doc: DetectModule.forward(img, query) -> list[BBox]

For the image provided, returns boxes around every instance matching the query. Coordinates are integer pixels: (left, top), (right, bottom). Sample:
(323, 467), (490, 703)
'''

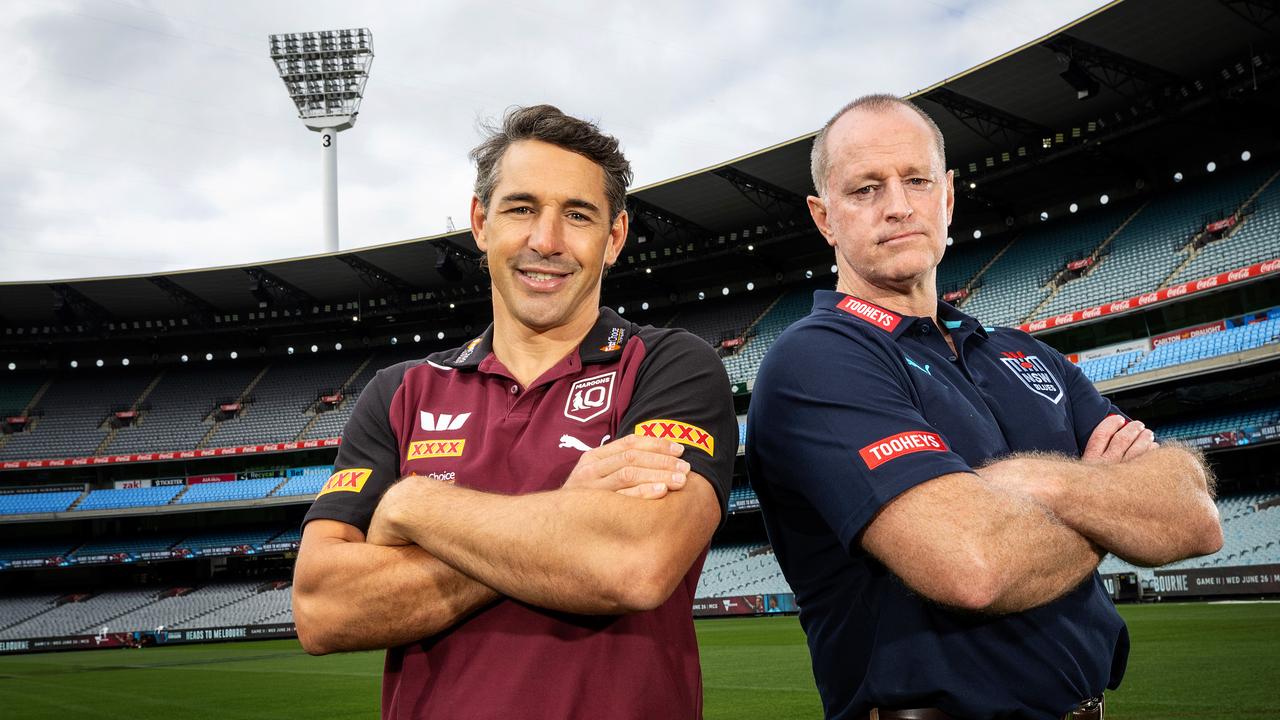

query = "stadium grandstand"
(2, 0), (1280, 656)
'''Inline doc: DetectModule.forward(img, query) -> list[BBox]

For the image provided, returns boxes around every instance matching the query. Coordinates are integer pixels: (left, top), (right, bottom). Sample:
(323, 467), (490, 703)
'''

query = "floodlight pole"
(321, 126), (339, 253)
(268, 28), (374, 254)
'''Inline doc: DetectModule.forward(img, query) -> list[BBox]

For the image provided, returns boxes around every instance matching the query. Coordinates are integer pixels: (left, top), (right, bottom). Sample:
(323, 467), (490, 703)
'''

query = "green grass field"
(0, 602), (1276, 719)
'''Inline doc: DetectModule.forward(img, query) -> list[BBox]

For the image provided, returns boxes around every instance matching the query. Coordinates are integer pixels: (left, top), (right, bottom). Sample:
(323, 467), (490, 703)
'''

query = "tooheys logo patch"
(635, 419), (714, 456)
(859, 431), (947, 470)
(317, 468), (372, 497)
(836, 297), (901, 332)
(407, 439), (465, 460)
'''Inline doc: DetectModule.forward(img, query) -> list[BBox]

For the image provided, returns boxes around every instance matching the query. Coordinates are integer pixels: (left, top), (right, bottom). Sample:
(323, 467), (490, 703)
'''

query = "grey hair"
(809, 94), (946, 197)
(470, 104), (633, 220)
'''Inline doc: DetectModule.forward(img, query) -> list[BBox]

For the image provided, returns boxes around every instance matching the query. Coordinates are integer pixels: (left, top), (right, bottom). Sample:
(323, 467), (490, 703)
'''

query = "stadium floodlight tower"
(268, 28), (374, 253)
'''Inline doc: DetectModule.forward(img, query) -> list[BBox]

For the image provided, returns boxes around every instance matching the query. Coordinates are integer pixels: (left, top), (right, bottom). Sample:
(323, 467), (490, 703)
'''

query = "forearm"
(1020, 446), (1222, 566)
(293, 528), (499, 654)
(865, 473), (1103, 614)
(969, 486), (1105, 613)
(382, 476), (718, 614)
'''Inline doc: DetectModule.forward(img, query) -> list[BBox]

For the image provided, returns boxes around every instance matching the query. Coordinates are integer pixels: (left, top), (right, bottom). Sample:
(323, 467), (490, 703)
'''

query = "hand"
(1083, 415), (1158, 464)
(563, 434), (690, 499)
(366, 478), (417, 547)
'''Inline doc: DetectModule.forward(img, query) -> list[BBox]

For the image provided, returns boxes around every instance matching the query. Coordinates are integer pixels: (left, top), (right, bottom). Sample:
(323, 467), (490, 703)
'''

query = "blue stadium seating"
(75, 486), (182, 511)
(0, 490), (82, 515)
(176, 478), (282, 505)
(272, 466), (333, 497)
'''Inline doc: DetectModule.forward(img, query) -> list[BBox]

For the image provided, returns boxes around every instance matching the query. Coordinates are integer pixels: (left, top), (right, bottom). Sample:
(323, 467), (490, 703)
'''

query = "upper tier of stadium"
(2, 0), (1276, 372)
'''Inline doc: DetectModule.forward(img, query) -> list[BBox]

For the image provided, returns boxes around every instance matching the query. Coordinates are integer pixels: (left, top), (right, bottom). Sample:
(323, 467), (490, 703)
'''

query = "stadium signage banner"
(1071, 338), (1150, 364)
(0, 624), (299, 655)
(187, 473), (238, 484)
(693, 594), (797, 617)
(113, 478), (152, 489)
(1021, 257), (1280, 333)
(1150, 564), (1280, 597)
(0, 438), (342, 472)
(1152, 320), (1227, 347)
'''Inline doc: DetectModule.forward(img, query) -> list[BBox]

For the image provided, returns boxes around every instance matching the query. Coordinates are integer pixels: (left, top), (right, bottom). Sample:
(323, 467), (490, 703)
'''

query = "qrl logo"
(407, 440), (465, 460)
(859, 432), (947, 470)
(564, 372), (616, 423)
(635, 419), (715, 456)
(317, 468), (372, 497)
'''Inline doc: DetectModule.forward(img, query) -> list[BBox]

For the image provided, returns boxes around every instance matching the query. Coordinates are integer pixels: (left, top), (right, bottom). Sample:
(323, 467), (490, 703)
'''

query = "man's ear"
(604, 209), (629, 267)
(470, 195), (488, 252)
(807, 195), (835, 248)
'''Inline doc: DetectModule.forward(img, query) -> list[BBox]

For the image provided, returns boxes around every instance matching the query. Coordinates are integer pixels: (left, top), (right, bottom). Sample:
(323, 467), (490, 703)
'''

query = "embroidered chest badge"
(564, 371), (616, 423)
(999, 351), (1063, 404)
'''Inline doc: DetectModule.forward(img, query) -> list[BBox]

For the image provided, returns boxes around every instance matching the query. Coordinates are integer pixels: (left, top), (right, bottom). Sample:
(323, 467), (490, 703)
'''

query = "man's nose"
(527, 209), (565, 256)
(882, 179), (913, 222)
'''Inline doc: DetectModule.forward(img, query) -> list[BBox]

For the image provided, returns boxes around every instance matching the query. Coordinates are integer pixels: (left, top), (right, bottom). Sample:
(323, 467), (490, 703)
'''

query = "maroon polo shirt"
(304, 308), (736, 720)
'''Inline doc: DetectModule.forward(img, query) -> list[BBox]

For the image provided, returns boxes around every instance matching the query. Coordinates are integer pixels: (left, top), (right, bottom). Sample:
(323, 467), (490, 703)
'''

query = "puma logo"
(558, 434), (610, 452)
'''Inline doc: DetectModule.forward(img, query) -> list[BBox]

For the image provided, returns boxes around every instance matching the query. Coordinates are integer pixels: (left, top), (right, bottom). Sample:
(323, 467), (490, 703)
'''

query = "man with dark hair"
(747, 94), (1223, 720)
(293, 105), (736, 720)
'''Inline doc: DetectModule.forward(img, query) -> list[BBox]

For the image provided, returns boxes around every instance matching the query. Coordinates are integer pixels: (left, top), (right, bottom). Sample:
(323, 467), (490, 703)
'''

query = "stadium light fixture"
(268, 28), (375, 253)
(805, 271), (814, 279)
(829, 265), (838, 274)
(287, 346), (295, 355)
(973, 230), (982, 239)
(413, 334), (421, 343)
(722, 287), (730, 296)
(310, 344), (319, 353)
(745, 283), (754, 291)
(642, 302), (651, 310)
(205, 353), (214, 361)
(1059, 59), (1099, 100)
(1069, 203), (1079, 213)
(96, 359), (104, 367)
(181, 354), (189, 363)
(746, 244), (755, 252)
(1099, 194), (1110, 205)
(698, 291), (706, 300)
(436, 331), (445, 340)
(645, 267), (652, 274)
(70, 360), (78, 368)
(618, 306), (626, 314)
(230, 351), (238, 359)
(1241, 150), (1252, 162)
(946, 237), (954, 246)
(390, 336), (398, 345)
(1173, 172), (1183, 182)
(121, 358), (130, 366)
(1206, 161), (1217, 173)
(6, 362), (14, 371)
(334, 342), (343, 351)
(1040, 211), (1049, 221)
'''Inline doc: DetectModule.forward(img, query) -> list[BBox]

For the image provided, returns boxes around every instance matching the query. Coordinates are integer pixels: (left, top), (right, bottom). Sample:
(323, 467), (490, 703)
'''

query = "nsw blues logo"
(999, 351), (1063, 404)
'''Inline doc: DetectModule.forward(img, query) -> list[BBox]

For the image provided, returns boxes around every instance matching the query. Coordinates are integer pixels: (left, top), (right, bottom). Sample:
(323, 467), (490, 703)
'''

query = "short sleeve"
(747, 319), (974, 552)
(618, 331), (738, 523)
(302, 363), (408, 533)
(1038, 340), (1125, 452)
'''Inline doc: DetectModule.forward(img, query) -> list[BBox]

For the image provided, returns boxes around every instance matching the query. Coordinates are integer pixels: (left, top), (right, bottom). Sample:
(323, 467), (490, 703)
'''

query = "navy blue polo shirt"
(747, 290), (1130, 720)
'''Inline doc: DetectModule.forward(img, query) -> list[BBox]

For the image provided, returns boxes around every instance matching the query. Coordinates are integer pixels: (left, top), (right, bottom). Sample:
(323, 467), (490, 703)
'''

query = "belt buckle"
(1071, 696), (1103, 719)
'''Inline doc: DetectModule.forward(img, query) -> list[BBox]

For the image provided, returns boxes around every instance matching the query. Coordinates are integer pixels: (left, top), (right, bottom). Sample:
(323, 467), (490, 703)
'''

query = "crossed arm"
(863, 417), (1223, 615)
(293, 436), (719, 655)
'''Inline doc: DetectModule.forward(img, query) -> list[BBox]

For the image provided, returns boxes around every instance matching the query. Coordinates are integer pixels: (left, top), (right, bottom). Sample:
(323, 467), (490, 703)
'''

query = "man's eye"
(908, 178), (932, 187)
(853, 185), (876, 196)
(567, 211), (589, 221)
(506, 206), (533, 214)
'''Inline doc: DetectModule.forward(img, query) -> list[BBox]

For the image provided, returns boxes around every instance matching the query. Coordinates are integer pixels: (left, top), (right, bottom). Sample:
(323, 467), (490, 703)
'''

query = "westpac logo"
(317, 468), (372, 497)
(407, 439), (465, 460)
(420, 411), (471, 432)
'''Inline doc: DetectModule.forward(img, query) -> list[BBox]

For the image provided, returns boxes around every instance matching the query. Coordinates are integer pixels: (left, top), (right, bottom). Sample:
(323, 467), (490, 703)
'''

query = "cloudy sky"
(1, 0), (1109, 283)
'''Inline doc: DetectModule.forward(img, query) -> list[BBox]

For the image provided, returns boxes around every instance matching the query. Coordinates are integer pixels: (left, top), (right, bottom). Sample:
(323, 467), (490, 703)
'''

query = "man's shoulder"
(630, 324), (722, 366)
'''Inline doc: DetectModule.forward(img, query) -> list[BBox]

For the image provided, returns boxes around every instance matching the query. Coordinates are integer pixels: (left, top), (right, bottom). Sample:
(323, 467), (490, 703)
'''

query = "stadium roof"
(3, 0), (1278, 336)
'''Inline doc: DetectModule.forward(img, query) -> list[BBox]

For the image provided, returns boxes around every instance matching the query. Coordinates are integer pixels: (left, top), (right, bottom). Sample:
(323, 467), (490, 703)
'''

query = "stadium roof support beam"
(335, 254), (416, 294)
(243, 267), (318, 309)
(1041, 35), (1184, 104)
(923, 88), (1050, 152)
(1218, 0), (1280, 33)
(49, 283), (112, 330)
(431, 239), (484, 285)
(147, 277), (220, 325)
(626, 197), (710, 245)
(712, 166), (810, 228)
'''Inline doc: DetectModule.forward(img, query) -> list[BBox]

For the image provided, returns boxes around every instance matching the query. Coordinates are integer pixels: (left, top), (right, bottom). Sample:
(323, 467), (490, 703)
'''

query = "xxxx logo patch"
(317, 468), (372, 497)
(407, 439), (466, 460)
(635, 419), (714, 456)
